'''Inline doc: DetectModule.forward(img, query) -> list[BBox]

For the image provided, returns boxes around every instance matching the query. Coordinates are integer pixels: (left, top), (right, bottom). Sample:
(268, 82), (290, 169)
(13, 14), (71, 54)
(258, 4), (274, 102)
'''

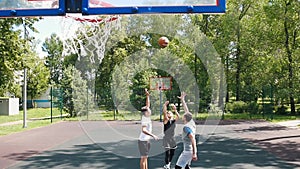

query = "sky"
(33, 16), (62, 57)
(32, 15), (98, 57)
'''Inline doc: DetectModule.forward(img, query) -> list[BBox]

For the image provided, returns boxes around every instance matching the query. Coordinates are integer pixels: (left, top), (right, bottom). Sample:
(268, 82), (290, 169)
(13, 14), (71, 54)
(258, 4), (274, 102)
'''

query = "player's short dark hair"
(184, 112), (193, 122)
(141, 106), (148, 115)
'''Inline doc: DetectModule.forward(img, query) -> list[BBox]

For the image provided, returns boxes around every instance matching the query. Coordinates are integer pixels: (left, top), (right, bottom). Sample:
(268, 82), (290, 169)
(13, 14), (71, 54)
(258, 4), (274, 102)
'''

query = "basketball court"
(0, 0), (299, 169)
(0, 120), (299, 169)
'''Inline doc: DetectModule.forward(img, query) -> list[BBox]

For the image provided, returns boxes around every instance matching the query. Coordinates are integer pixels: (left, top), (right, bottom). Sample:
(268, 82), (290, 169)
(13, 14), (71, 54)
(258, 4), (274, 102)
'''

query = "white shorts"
(176, 151), (193, 167)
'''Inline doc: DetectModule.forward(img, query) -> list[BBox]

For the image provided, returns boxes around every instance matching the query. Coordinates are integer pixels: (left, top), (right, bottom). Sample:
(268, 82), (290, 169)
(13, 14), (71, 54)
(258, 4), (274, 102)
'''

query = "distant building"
(0, 98), (19, 115)
(27, 88), (51, 108)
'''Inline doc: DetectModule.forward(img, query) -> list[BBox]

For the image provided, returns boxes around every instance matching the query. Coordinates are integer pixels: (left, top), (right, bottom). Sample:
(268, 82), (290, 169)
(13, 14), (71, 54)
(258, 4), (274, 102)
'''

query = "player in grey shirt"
(175, 92), (197, 169)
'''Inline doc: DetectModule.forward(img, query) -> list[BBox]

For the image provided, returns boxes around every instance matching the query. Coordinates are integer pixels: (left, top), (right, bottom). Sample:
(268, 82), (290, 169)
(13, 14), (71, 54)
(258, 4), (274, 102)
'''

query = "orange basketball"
(158, 36), (169, 48)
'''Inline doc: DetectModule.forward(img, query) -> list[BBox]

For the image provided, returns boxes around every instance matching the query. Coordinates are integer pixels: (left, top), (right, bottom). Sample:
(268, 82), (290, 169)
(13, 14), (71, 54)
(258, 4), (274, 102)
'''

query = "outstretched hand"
(152, 135), (159, 140)
(177, 92), (186, 100)
(164, 101), (169, 106)
(145, 88), (150, 96)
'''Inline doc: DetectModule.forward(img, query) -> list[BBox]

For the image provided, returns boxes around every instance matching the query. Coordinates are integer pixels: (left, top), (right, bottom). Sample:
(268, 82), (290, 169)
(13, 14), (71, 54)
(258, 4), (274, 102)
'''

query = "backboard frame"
(0, 0), (225, 17)
(0, 0), (66, 17)
(83, 0), (226, 15)
(149, 76), (172, 91)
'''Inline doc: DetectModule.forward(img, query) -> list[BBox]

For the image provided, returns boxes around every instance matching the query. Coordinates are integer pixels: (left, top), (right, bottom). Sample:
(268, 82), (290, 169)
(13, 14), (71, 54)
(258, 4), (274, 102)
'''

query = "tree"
(0, 18), (40, 97)
(27, 56), (50, 107)
(262, 0), (299, 114)
(60, 65), (95, 117)
(42, 34), (64, 86)
(96, 25), (147, 109)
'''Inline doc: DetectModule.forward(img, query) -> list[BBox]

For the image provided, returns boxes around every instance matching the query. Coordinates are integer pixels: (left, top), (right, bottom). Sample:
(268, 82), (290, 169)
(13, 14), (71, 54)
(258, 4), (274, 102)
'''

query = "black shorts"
(163, 136), (177, 149)
(138, 140), (150, 156)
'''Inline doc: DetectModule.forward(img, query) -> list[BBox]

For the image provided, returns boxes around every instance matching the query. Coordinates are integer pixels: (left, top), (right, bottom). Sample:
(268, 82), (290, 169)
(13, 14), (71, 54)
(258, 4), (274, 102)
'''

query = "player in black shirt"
(163, 101), (180, 169)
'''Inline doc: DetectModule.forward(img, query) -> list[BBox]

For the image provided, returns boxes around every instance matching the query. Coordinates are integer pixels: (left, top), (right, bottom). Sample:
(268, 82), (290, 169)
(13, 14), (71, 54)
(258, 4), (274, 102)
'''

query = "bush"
(297, 108), (300, 115)
(225, 101), (247, 114)
(275, 105), (287, 115)
(247, 101), (261, 114)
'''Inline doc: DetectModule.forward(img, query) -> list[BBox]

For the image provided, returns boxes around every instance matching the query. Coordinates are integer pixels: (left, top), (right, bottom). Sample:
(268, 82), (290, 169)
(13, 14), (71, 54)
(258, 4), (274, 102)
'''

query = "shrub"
(247, 101), (261, 114)
(275, 105), (287, 115)
(225, 101), (247, 114)
(297, 108), (300, 115)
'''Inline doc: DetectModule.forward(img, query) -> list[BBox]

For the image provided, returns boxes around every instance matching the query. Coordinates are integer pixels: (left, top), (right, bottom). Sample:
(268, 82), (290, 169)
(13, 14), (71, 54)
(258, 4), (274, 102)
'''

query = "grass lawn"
(0, 108), (65, 124)
(79, 110), (299, 123)
(0, 108), (68, 136)
(217, 112), (299, 122)
(0, 119), (62, 136)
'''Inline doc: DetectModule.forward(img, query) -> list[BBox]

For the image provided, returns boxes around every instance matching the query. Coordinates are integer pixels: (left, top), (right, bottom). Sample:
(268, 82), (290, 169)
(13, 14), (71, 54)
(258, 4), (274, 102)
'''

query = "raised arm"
(163, 101), (169, 121)
(178, 92), (189, 113)
(145, 88), (150, 108)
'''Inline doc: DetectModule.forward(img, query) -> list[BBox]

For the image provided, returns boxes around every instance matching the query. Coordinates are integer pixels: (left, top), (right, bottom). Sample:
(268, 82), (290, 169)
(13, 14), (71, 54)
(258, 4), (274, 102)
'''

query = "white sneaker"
(163, 164), (170, 169)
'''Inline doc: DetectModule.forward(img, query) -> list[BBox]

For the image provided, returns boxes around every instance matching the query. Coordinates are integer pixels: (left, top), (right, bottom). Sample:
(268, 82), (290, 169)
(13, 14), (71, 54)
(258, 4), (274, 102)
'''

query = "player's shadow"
(9, 134), (298, 169)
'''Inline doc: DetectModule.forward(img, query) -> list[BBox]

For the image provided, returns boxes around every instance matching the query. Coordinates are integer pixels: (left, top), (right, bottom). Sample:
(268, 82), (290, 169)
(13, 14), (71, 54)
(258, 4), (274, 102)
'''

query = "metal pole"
(159, 86), (162, 122)
(50, 86), (53, 123)
(87, 87), (89, 120)
(22, 18), (27, 128)
(60, 89), (62, 119)
(23, 68), (27, 128)
(262, 86), (265, 119)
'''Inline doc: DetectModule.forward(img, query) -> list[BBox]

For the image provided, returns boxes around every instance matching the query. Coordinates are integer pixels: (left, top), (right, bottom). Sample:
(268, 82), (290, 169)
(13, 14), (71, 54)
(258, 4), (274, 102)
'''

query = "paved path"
(277, 120), (300, 129)
(0, 120), (299, 169)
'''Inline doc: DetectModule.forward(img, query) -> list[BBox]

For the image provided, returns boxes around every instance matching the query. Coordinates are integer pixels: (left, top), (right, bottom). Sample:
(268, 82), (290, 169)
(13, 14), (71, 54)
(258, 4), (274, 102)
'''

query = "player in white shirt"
(138, 89), (159, 169)
(175, 92), (197, 169)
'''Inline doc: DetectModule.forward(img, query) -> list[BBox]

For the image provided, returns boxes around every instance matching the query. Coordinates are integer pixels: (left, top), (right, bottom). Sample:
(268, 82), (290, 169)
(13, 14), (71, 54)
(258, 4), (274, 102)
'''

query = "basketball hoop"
(149, 76), (172, 90)
(61, 0), (120, 63)
(61, 14), (120, 63)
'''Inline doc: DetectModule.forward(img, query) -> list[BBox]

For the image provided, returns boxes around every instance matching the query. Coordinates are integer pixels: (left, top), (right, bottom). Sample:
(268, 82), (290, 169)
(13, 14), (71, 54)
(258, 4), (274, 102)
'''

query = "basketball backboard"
(149, 77), (172, 91)
(0, 0), (225, 17)
(0, 0), (65, 17)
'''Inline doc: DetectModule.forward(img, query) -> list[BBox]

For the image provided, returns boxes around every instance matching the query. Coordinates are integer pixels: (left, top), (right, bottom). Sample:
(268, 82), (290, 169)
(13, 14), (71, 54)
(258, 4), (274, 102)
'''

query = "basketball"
(158, 36), (169, 48)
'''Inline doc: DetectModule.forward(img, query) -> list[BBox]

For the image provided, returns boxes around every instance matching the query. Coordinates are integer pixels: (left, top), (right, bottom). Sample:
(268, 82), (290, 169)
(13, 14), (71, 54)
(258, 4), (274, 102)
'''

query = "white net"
(61, 14), (121, 63)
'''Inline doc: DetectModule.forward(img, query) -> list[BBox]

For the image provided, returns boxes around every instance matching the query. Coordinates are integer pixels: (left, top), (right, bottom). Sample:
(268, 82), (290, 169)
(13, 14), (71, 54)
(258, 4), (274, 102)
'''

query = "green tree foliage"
(0, 19), (23, 96)
(189, 0), (299, 115)
(262, 0), (300, 114)
(0, 18), (40, 97)
(27, 56), (50, 107)
(96, 31), (147, 109)
(60, 65), (95, 117)
(43, 34), (64, 85)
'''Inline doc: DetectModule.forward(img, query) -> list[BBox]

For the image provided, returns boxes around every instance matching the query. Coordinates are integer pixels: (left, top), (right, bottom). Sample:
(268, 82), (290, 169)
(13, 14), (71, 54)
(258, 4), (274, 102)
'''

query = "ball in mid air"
(158, 36), (169, 48)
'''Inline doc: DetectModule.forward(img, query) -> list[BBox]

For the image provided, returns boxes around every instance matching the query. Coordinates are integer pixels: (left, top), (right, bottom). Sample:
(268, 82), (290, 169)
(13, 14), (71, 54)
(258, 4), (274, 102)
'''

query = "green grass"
(0, 119), (62, 136)
(80, 110), (299, 123)
(0, 108), (67, 136)
(266, 114), (299, 122)
(222, 113), (262, 120)
(216, 112), (299, 122)
(0, 108), (64, 124)
(78, 110), (142, 121)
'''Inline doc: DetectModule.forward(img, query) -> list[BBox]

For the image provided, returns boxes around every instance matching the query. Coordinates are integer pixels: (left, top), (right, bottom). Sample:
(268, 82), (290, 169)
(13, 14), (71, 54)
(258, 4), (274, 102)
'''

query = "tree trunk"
(284, 2), (296, 115)
(218, 65), (225, 109)
(235, 22), (241, 101)
(226, 55), (229, 102)
(235, 4), (251, 101)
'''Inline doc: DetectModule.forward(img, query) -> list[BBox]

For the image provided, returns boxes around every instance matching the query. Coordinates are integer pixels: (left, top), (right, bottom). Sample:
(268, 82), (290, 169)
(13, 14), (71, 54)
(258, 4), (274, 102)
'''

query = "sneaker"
(163, 164), (170, 169)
